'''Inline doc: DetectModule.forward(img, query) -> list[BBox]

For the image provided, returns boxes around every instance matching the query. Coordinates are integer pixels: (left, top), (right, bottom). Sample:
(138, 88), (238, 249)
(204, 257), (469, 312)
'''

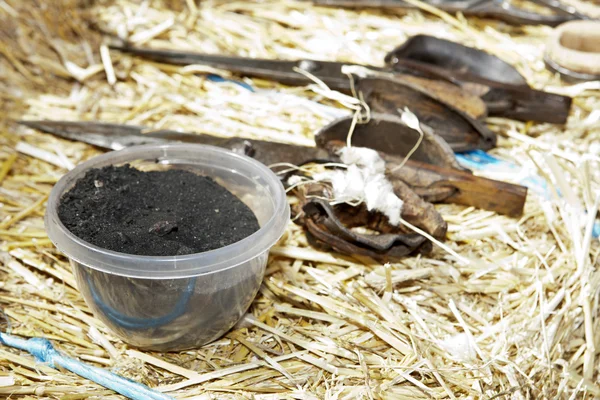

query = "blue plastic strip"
(455, 150), (553, 199)
(206, 74), (255, 92)
(456, 150), (600, 238)
(0, 332), (174, 400)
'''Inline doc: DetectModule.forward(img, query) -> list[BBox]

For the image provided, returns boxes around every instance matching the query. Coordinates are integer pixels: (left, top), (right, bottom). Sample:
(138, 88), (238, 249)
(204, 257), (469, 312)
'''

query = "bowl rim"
(45, 143), (290, 279)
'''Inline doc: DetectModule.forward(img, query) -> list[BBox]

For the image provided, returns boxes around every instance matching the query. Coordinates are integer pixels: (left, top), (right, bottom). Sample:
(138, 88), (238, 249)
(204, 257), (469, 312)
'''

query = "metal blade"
(18, 120), (171, 150)
(111, 45), (354, 90)
(18, 120), (331, 169)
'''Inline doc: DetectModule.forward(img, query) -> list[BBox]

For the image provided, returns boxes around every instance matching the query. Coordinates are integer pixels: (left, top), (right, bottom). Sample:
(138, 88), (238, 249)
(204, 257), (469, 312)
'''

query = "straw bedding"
(1, 0), (600, 398)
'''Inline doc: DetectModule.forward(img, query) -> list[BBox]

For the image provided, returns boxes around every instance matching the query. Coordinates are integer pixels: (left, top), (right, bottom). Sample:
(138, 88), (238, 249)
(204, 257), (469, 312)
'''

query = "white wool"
(328, 165), (365, 201)
(313, 147), (403, 225)
(313, 166), (363, 204)
(364, 176), (403, 225)
(339, 147), (385, 173)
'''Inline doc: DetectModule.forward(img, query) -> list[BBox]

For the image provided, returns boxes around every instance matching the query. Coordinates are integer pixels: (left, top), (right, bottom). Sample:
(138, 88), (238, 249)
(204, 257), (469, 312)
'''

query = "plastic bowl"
(45, 143), (289, 351)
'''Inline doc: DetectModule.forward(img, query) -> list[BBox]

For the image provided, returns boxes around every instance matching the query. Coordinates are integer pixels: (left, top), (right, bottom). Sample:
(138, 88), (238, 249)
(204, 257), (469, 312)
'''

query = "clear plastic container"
(45, 143), (289, 351)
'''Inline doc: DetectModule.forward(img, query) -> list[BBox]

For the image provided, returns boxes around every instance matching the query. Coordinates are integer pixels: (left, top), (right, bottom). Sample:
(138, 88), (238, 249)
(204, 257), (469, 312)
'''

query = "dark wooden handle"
(387, 157), (528, 217)
(389, 58), (572, 124)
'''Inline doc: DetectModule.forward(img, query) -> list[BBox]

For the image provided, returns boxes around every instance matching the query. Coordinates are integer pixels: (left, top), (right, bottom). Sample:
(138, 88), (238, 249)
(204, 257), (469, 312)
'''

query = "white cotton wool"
(339, 147), (386, 173)
(364, 176), (403, 225)
(312, 147), (403, 225)
(329, 165), (365, 202)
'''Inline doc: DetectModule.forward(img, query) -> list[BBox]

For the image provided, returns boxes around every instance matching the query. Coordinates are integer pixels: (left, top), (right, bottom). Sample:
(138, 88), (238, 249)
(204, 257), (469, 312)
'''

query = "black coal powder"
(58, 164), (260, 256)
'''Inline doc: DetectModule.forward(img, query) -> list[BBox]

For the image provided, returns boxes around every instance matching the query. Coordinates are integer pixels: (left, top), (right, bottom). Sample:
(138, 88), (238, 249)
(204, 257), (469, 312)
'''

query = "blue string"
(0, 332), (174, 400)
(86, 274), (196, 330)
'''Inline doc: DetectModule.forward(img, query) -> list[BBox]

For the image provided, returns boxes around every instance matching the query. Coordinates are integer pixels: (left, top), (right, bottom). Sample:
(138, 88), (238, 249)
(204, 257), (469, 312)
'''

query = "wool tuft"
(312, 147), (404, 225)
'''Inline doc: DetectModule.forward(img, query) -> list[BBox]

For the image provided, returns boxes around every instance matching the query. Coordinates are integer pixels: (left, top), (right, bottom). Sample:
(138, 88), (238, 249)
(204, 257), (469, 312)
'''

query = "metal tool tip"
(17, 120), (41, 128)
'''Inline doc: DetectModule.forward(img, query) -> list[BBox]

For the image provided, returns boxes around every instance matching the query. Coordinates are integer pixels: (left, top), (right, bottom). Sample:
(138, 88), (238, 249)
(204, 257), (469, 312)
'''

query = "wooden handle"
(388, 58), (572, 124)
(432, 172), (528, 218)
(392, 73), (488, 120)
(386, 156), (528, 217)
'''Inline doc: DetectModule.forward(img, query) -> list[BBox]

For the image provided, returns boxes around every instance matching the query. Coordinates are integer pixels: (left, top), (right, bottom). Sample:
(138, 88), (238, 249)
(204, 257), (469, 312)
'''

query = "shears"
(109, 42), (497, 153)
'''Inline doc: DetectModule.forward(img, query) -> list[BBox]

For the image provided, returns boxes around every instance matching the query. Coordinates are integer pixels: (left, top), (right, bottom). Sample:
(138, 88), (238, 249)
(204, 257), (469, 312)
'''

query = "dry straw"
(1, 0), (600, 399)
